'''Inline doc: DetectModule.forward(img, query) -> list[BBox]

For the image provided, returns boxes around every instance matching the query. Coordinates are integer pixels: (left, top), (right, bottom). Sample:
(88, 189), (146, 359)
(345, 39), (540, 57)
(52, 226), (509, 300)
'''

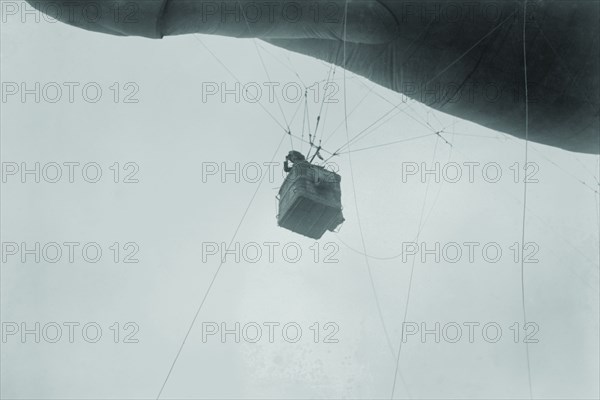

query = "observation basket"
(277, 163), (344, 239)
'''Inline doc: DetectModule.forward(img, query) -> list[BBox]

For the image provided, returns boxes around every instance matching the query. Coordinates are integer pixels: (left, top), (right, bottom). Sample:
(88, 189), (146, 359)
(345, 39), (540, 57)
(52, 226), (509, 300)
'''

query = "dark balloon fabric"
(27, 0), (600, 153)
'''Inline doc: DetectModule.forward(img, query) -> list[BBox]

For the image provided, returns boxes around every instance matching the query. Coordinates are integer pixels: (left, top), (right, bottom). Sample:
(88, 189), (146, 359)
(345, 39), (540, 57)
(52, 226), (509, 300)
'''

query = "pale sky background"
(1, 2), (599, 399)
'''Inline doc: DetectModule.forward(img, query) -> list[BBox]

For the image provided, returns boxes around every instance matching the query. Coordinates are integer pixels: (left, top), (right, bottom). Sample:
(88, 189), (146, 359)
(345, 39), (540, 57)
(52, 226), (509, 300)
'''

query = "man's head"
(287, 151), (306, 163)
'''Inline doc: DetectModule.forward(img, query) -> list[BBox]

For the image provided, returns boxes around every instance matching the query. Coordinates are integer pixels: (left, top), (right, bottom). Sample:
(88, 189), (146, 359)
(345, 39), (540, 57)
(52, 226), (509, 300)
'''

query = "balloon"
(26, 0), (599, 154)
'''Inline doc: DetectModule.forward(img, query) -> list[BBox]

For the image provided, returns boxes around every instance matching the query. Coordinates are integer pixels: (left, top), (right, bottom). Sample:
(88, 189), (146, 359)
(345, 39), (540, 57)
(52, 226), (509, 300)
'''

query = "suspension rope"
(256, 41), (308, 89)
(288, 94), (305, 127)
(335, 0), (410, 395)
(336, 107), (405, 153)
(254, 37), (340, 160)
(321, 84), (377, 147)
(530, 19), (599, 114)
(419, 123), (456, 231)
(331, 106), (401, 155)
(307, 65), (336, 160)
(391, 7), (522, 399)
(252, 39), (293, 147)
(319, 8), (512, 158)
(325, 78), (450, 160)
(520, 2), (533, 398)
(336, 134), (436, 155)
(316, 82), (335, 151)
(178, 3), (600, 398)
(423, 10), (518, 88)
(573, 155), (600, 186)
(451, 126), (599, 194)
(313, 64), (337, 143)
(390, 137), (440, 399)
(156, 134), (287, 399)
(356, 78), (451, 143)
(301, 90), (308, 154)
(194, 36), (288, 135)
(239, 7), (292, 139)
(289, 129), (335, 158)
(305, 90), (314, 158)
(256, 38), (338, 159)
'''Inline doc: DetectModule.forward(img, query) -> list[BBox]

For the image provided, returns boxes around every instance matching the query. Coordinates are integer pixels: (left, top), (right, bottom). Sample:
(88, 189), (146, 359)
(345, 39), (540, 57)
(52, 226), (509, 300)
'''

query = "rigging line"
(338, 105), (410, 150)
(256, 41), (307, 89)
(156, 133), (287, 400)
(194, 36), (288, 134)
(320, 73), (336, 125)
(465, 77), (600, 195)
(520, 2), (533, 399)
(257, 41), (348, 95)
(341, 17), (437, 135)
(251, 39), (294, 150)
(465, 120), (599, 194)
(390, 137), (441, 400)
(339, 132), (598, 270)
(529, 145), (599, 194)
(398, 127), (456, 255)
(441, 90), (597, 197)
(418, 103), (446, 137)
(334, 131), (454, 265)
(428, 109), (445, 131)
(334, 131), (485, 263)
(518, 139), (599, 194)
(336, 134), (436, 155)
(335, 132), (450, 265)
(306, 91), (313, 140)
(313, 64), (337, 143)
(333, 99), (431, 156)
(447, 136), (600, 269)
(334, 9), (516, 164)
(334, 107), (405, 153)
(411, 102), (438, 133)
(350, 108), (407, 145)
(338, 204), (600, 284)
(252, 39), (293, 133)
(321, 83), (377, 147)
(314, 88), (334, 162)
(339, 0), (408, 394)
(530, 18), (599, 115)
(337, 226), (598, 294)
(423, 9), (519, 88)
(301, 91), (308, 154)
(289, 94), (305, 127)
(354, 78), (447, 139)
(420, 125), (456, 232)
(335, 185), (439, 261)
(336, 234), (400, 261)
(393, 99), (442, 134)
(305, 91), (315, 159)
(240, 9), (292, 137)
(290, 98), (305, 152)
(288, 129), (335, 157)
(365, 8), (515, 145)
(434, 131), (453, 148)
(420, 104), (445, 135)
(573, 155), (600, 186)
(395, 89), (451, 137)
(333, 106), (403, 155)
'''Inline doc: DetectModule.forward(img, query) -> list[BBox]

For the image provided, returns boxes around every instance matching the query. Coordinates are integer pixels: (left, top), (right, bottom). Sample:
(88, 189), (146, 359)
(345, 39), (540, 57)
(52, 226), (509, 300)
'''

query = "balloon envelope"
(26, 0), (600, 154)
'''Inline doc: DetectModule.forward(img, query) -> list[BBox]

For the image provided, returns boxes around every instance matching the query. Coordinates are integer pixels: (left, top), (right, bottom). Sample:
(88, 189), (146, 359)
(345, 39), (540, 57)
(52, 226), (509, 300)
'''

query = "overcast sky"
(1, 3), (599, 399)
